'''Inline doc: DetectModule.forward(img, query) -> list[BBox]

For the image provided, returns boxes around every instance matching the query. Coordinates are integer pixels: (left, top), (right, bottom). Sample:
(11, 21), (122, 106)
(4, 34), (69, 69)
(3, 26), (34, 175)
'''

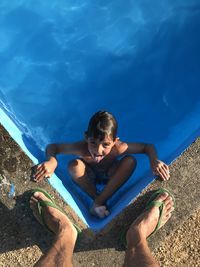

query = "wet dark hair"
(86, 111), (118, 141)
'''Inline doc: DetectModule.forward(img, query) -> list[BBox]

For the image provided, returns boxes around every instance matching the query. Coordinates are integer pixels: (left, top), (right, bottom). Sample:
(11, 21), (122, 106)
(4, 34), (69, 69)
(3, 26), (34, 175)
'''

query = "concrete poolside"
(0, 123), (199, 266)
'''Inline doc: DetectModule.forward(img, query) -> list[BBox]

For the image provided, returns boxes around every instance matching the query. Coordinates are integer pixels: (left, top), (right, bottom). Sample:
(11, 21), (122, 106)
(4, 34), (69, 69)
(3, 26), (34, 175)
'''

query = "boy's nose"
(97, 144), (103, 154)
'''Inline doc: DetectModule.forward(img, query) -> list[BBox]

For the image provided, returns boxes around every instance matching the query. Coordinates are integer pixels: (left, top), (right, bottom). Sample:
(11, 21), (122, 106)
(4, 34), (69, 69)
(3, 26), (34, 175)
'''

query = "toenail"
(34, 192), (39, 197)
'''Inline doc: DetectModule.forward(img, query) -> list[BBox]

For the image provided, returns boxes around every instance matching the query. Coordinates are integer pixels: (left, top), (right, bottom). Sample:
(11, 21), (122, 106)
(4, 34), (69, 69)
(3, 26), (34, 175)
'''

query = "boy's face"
(86, 135), (117, 163)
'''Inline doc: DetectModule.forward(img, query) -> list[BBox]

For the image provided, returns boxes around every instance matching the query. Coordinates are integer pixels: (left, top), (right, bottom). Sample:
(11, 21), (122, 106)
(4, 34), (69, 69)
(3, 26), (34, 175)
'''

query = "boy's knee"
(68, 159), (85, 177)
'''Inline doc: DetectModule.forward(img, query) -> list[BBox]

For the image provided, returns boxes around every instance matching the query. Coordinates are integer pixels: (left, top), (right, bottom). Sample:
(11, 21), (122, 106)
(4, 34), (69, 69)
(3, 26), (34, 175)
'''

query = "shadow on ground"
(0, 192), (53, 254)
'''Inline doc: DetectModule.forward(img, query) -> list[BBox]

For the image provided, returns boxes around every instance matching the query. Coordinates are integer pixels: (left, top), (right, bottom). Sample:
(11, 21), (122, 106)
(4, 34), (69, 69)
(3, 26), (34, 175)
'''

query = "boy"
(34, 111), (170, 218)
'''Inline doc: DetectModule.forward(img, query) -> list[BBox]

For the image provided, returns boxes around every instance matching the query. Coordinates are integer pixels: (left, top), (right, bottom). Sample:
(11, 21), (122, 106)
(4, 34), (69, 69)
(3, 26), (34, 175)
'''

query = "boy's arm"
(34, 142), (84, 182)
(45, 142), (83, 159)
(125, 143), (170, 180)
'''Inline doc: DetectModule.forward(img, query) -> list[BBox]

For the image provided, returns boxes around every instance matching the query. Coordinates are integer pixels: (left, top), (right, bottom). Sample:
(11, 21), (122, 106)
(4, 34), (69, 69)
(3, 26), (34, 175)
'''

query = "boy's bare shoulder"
(71, 140), (88, 156)
(114, 139), (128, 155)
(54, 140), (88, 156)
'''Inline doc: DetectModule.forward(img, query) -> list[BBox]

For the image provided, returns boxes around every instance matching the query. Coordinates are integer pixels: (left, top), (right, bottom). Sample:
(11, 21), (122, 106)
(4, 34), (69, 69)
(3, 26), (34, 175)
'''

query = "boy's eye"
(103, 143), (111, 148)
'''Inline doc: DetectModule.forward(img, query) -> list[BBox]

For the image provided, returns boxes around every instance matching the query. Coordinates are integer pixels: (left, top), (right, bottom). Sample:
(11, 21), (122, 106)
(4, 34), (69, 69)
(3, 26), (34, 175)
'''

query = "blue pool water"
(0, 1), (200, 230)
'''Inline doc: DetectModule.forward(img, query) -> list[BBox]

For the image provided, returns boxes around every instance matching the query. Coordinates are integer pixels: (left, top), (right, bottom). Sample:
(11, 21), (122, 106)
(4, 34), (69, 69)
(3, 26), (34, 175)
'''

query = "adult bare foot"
(30, 191), (77, 245)
(126, 192), (174, 248)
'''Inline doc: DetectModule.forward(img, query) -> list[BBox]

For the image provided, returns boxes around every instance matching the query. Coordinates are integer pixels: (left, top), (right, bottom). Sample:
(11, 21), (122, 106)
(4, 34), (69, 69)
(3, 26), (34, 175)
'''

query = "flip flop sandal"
(30, 188), (82, 235)
(119, 188), (175, 248)
(145, 188), (175, 238)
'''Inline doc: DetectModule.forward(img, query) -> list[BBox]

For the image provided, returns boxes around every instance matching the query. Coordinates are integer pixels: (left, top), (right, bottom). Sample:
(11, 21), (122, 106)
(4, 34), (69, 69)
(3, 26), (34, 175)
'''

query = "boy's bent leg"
(94, 155), (136, 206)
(123, 192), (174, 267)
(68, 159), (98, 199)
(30, 192), (77, 267)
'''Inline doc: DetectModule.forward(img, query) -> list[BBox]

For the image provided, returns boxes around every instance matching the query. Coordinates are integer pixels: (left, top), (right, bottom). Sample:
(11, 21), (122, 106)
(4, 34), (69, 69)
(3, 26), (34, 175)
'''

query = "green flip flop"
(30, 188), (82, 235)
(145, 188), (175, 238)
(119, 188), (175, 248)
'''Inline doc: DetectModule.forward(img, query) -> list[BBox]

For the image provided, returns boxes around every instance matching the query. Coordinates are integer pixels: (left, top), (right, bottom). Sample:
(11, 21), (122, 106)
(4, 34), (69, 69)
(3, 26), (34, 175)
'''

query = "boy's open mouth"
(92, 154), (104, 163)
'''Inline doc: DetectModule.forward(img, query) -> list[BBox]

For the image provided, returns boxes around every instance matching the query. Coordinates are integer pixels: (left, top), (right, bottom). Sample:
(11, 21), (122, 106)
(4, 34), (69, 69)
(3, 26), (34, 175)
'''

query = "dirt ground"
(154, 207), (200, 267)
(0, 124), (199, 267)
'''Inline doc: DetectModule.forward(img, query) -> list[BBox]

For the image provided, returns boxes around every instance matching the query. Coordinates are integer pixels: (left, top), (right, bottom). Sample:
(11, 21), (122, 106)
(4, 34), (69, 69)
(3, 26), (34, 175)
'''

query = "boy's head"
(85, 111), (118, 162)
(86, 111), (118, 141)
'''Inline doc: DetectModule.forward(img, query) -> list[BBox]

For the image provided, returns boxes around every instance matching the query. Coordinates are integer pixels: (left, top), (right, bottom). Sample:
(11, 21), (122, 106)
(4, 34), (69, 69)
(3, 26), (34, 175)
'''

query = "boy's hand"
(151, 159), (170, 181)
(33, 159), (57, 182)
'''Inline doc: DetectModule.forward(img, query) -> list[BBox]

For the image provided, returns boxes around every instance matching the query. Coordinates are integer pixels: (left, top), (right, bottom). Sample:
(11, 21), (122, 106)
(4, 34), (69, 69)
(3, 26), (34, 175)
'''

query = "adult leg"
(123, 192), (174, 267)
(68, 159), (98, 199)
(94, 155), (136, 206)
(30, 192), (77, 267)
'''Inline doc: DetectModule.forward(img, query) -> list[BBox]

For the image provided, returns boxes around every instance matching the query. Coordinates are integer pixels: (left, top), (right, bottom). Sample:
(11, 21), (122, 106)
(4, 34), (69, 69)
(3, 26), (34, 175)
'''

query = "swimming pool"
(0, 1), (200, 230)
